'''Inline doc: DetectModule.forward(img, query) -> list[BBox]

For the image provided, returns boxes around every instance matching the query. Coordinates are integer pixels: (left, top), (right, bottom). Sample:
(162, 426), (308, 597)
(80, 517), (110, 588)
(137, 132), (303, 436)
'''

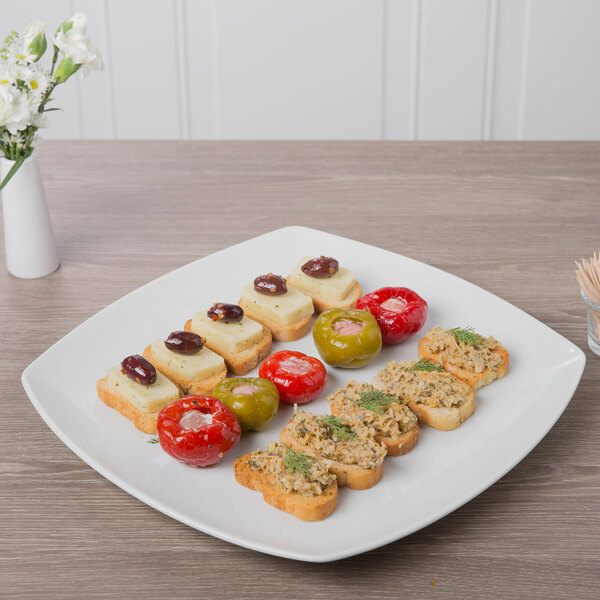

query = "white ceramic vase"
(0, 155), (60, 279)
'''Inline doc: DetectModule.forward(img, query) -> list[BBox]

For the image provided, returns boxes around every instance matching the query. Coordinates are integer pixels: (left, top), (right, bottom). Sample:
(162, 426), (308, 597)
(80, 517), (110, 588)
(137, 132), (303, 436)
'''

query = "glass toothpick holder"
(581, 288), (600, 356)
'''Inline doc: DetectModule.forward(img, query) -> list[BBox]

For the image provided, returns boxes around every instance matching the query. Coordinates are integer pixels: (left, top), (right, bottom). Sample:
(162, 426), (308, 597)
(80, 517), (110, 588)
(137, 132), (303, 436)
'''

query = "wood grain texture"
(1, 141), (599, 599)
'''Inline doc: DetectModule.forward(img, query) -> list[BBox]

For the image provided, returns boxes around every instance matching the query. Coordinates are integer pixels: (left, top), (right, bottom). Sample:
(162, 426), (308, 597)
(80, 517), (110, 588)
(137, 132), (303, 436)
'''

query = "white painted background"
(4, 0), (600, 140)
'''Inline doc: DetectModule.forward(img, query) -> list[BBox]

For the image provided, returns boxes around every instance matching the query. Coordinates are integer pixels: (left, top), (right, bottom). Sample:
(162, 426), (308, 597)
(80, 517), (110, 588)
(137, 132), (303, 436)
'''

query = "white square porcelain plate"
(22, 226), (585, 562)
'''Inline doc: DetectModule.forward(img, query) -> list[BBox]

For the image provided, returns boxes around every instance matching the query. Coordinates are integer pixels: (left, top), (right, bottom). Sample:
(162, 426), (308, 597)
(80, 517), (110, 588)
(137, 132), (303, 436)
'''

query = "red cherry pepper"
(355, 287), (428, 344)
(259, 350), (327, 405)
(157, 396), (241, 467)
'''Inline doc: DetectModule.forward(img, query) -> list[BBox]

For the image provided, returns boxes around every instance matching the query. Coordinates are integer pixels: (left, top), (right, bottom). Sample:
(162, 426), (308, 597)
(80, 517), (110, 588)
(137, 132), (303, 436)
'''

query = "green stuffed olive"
(312, 308), (382, 368)
(211, 377), (279, 432)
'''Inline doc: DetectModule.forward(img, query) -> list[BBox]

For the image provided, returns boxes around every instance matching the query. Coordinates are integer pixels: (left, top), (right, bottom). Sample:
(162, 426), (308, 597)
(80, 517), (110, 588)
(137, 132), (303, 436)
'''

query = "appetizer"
(234, 442), (338, 521)
(156, 395), (241, 467)
(143, 330), (226, 396)
(328, 381), (419, 456)
(280, 410), (387, 490)
(211, 376), (279, 432)
(238, 273), (314, 341)
(258, 350), (327, 404)
(184, 302), (271, 375)
(313, 308), (382, 368)
(96, 354), (181, 433)
(355, 286), (428, 344)
(286, 256), (362, 313)
(373, 359), (475, 431)
(418, 326), (509, 390)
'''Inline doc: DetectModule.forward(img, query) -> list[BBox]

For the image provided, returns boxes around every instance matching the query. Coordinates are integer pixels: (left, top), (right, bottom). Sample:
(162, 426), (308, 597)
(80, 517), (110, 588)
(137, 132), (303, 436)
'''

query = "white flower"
(31, 112), (48, 129)
(23, 20), (45, 50)
(66, 13), (88, 33)
(21, 64), (51, 99)
(0, 62), (17, 86)
(52, 13), (103, 78)
(0, 85), (31, 134)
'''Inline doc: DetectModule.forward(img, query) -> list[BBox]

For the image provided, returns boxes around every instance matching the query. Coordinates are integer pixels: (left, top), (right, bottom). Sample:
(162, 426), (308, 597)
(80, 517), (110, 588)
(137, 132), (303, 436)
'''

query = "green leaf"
(0, 154), (25, 192)
(405, 358), (444, 372)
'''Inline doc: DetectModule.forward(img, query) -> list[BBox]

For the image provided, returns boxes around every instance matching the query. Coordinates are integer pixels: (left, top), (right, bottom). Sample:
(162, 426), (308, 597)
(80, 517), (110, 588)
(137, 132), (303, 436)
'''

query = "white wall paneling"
(3, 0), (600, 140)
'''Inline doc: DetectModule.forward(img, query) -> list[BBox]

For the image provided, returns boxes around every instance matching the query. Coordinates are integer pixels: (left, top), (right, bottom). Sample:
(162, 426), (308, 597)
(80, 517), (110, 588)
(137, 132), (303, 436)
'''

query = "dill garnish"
(316, 415), (357, 441)
(283, 444), (313, 478)
(405, 358), (444, 372)
(147, 437), (159, 444)
(345, 390), (398, 414)
(445, 326), (484, 345)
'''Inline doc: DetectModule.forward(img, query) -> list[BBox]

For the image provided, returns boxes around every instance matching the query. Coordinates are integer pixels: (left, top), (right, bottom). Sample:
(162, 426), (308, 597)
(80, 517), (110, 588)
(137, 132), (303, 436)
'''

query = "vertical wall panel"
(72, 0), (115, 139)
(214, 0), (385, 140)
(417, 0), (489, 139)
(491, 0), (529, 139)
(107, 0), (180, 139)
(3, 1), (81, 140)
(522, 0), (600, 140)
(382, 0), (419, 139)
(184, 0), (219, 139)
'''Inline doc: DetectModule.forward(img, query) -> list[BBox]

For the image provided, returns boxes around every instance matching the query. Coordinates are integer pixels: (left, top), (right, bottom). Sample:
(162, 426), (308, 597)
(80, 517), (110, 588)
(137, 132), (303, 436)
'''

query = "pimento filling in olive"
(379, 297), (407, 313)
(331, 318), (364, 336)
(232, 384), (258, 395)
(178, 409), (213, 430)
(278, 356), (313, 375)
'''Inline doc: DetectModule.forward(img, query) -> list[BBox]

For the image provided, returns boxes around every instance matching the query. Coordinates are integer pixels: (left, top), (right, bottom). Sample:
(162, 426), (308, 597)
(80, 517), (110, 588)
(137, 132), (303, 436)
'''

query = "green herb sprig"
(147, 437), (159, 444)
(346, 390), (398, 414)
(316, 415), (357, 441)
(445, 326), (484, 346)
(283, 444), (313, 478)
(405, 358), (444, 372)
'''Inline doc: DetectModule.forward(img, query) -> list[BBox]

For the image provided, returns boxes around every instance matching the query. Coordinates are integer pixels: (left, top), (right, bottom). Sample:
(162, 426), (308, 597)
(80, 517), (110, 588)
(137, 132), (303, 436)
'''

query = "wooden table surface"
(1, 141), (598, 599)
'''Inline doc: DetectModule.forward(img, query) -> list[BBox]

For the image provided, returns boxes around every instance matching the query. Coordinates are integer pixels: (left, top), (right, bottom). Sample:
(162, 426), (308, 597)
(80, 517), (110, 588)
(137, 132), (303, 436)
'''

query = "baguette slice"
(234, 447), (338, 521)
(279, 412), (386, 490)
(142, 344), (227, 396)
(286, 279), (362, 314)
(373, 360), (475, 431)
(418, 327), (509, 390)
(96, 372), (181, 434)
(238, 299), (313, 342)
(328, 381), (419, 457)
(184, 319), (271, 376)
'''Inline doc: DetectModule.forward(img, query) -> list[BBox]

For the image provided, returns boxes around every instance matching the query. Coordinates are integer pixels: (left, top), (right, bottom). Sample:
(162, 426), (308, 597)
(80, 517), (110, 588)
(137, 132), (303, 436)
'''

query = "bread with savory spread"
(234, 442), (338, 521)
(373, 359), (475, 431)
(279, 409), (387, 490)
(328, 380), (419, 456)
(418, 326), (509, 390)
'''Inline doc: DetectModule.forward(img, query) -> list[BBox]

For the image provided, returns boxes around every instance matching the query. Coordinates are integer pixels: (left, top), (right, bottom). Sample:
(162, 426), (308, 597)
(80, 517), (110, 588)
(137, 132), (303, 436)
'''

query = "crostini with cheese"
(238, 273), (314, 341)
(286, 256), (362, 313)
(184, 303), (271, 376)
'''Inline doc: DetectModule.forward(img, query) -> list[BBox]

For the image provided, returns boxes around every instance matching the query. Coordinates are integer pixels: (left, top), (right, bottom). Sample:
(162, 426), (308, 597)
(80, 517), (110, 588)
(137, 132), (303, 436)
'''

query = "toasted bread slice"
(96, 373), (181, 434)
(373, 360), (475, 431)
(279, 412), (386, 490)
(418, 327), (509, 390)
(142, 344), (227, 396)
(184, 318), (272, 375)
(234, 445), (338, 521)
(286, 279), (362, 314)
(328, 381), (419, 456)
(238, 299), (313, 341)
